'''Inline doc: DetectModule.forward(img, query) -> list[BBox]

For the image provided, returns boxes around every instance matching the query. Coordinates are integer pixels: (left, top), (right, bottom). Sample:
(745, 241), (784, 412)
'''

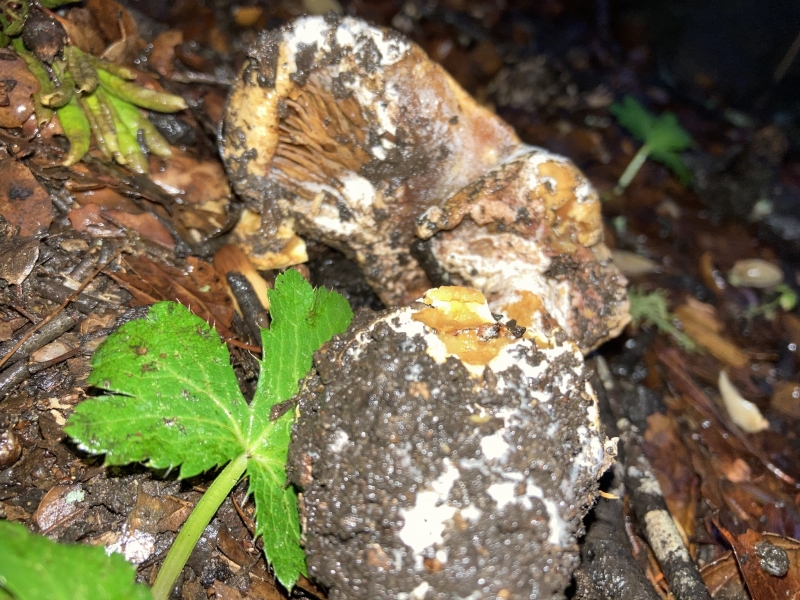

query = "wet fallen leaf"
(56, 8), (106, 55)
(0, 49), (39, 128)
(0, 237), (39, 285)
(68, 203), (123, 236)
(0, 151), (54, 236)
(149, 149), (231, 208)
(87, 0), (141, 64)
(33, 483), (86, 534)
(700, 552), (748, 599)
(716, 525), (800, 600)
(642, 412), (698, 548)
(217, 524), (252, 567)
(150, 29), (183, 79)
(771, 381), (800, 419)
(110, 254), (235, 340)
(103, 208), (174, 248)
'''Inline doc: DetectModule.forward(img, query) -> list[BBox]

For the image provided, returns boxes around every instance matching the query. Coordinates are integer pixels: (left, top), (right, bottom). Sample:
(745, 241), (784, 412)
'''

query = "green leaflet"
(610, 95), (694, 189)
(0, 521), (152, 600)
(65, 270), (353, 590)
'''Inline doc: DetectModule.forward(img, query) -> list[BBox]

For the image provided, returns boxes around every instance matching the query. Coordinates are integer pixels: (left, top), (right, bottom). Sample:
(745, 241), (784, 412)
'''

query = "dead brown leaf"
(103, 209), (175, 249)
(150, 29), (184, 79)
(717, 526), (800, 600)
(0, 151), (53, 236)
(150, 149), (231, 208)
(771, 381), (800, 419)
(642, 412), (699, 547)
(87, 0), (141, 63)
(0, 50), (39, 129)
(111, 254), (236, 341)
(675, 302), (748, 368)
(700, 552), (748, 599)
(33, 484), (85, 534)
(57, 8), (106, 55)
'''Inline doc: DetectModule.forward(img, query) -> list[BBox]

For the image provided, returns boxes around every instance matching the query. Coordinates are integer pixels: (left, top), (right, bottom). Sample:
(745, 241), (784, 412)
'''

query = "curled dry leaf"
(221, 16), (629, 353)
(610, 249), (658, 276)
(674, 301), (749, 368)
(719, 370), (769, 433)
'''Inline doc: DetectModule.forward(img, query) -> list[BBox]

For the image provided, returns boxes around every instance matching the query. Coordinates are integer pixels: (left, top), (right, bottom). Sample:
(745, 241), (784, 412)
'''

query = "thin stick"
(774, 26), (800, 83)
(0, 247), (123, 370)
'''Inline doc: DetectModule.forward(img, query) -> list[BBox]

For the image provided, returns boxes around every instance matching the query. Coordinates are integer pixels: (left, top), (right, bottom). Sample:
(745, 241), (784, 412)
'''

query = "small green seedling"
(628, 287), (696, 351)
(64, 270), (353, 599)
(0, 520), (152, 600)
(610, 96), (694, 194)
(746, 284), (798, 321)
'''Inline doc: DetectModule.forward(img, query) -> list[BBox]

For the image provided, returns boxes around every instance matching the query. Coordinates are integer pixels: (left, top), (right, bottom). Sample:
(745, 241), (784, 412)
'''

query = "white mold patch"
(480, 430), (511, 462)
(398, 458), (460, 567)
(330, 429), (350, 453)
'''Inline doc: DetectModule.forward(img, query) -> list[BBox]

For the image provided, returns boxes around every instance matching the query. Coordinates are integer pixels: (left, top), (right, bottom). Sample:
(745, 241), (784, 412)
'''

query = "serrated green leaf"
(66, 302), (249, 478)
(0, 521), (152, 600)
(252, 269), (353, 416)
(65, 272), (353, 590)
(247, 413), (307, 588)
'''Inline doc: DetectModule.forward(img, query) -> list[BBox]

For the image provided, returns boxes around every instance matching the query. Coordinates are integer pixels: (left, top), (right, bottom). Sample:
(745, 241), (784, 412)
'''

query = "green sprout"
(610, 96), (694, 194)
(64, 271), (353, 597)
(628, 287), (696, 351)
(3, 0), (186, 173)
(746, 284), (798, 321)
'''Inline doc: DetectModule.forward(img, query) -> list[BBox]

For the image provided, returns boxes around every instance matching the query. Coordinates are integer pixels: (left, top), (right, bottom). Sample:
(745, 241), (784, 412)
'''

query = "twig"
(0, 247), (122, 370)
(596, 357), (712, 600)
(774, 26), (800, 83)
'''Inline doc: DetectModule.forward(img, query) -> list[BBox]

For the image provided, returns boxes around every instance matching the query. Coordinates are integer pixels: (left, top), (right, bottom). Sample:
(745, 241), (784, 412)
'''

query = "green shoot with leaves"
(628, 287), (696, 351)
(64, 270), (353, 599)
(610, 95), (694, 193)
(746, 284), (799, 321)
(3, 0), (185, 173)
(0, 521), (153, 600)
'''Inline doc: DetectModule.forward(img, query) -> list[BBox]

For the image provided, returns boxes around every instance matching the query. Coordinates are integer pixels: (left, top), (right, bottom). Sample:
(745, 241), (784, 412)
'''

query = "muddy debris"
(288, 286), (616, 599)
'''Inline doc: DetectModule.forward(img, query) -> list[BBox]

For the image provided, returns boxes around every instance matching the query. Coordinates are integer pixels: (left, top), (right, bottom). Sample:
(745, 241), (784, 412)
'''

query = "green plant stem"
(151, 453), (248, 600)
(615, 143), (651, 194)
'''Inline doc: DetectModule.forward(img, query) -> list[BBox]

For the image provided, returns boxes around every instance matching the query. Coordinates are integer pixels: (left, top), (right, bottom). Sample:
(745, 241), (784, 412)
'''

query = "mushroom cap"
(222, 15), (629, 352)
(288, 287), (616, 599)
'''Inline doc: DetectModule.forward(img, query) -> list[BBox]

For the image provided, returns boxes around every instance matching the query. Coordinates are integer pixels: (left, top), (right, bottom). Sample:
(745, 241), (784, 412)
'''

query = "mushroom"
(221, 14), (628, 353)
(288, 286), (617, 599)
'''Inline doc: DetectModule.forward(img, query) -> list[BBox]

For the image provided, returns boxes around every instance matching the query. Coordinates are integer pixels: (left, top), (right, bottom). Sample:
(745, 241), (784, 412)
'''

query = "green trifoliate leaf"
(65, 271), (353, 589)
(611, 96), (693, 151)
(0, 521), (152, 600)
(610, 95), (695, 187)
